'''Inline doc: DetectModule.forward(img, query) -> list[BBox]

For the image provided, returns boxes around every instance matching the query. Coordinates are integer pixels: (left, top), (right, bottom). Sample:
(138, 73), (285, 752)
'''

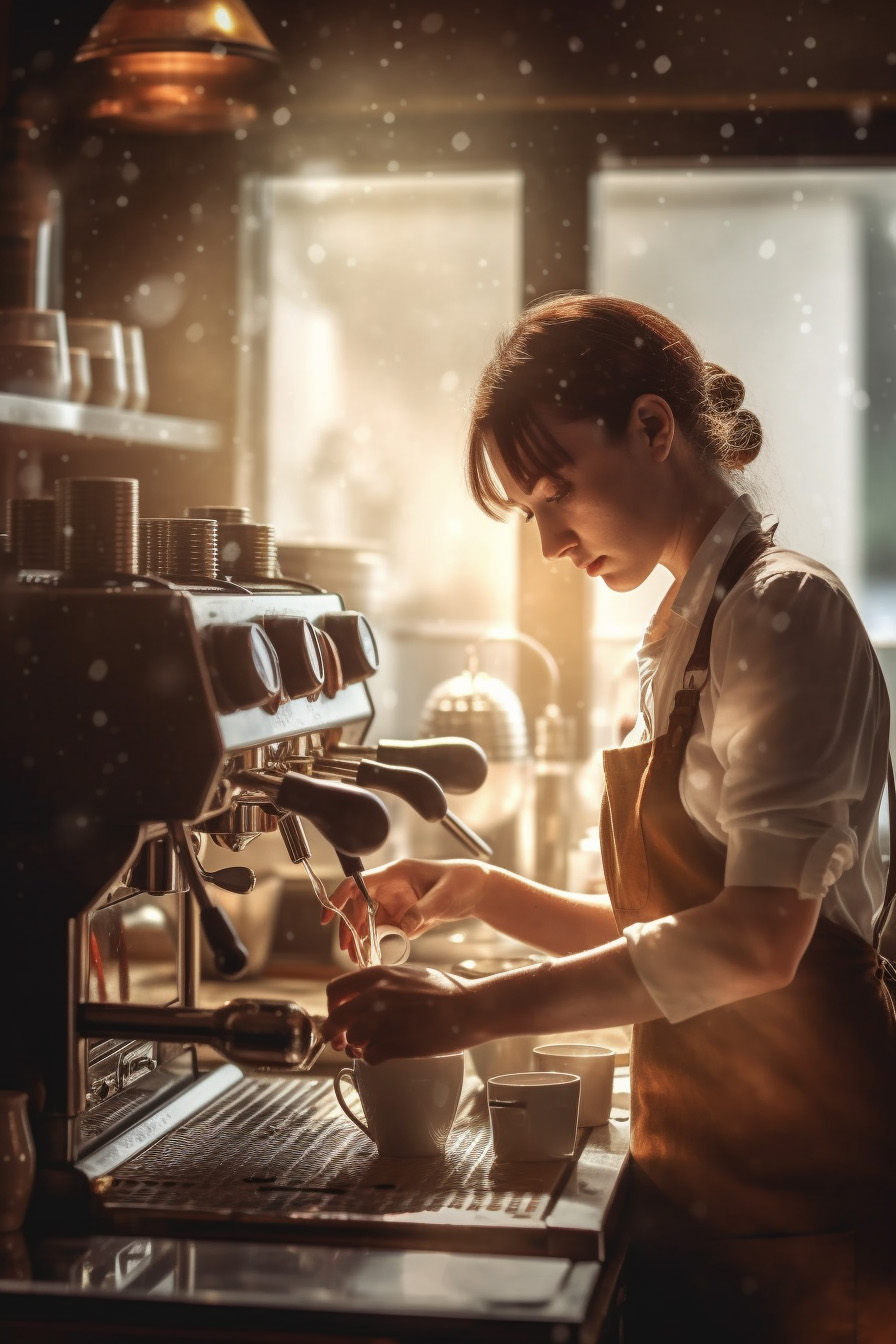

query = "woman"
(320, 293), (896, 1343)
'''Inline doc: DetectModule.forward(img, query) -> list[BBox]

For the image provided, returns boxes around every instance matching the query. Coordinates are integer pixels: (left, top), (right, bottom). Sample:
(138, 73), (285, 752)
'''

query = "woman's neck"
(663, 471), (740, 583)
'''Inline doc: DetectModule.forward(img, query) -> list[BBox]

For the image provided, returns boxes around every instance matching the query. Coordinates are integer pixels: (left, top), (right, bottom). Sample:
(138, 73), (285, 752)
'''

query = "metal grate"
(100, 1074), (567, 1230)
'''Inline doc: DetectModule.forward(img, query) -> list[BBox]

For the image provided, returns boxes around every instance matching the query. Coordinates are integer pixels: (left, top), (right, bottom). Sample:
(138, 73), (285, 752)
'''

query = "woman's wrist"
(461, 960), (551, 1045)
(468, 860), (498, 922)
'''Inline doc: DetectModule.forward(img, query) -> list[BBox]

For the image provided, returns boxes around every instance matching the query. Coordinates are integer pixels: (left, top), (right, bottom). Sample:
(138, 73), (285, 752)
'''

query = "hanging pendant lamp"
(73, 0), (280, 133)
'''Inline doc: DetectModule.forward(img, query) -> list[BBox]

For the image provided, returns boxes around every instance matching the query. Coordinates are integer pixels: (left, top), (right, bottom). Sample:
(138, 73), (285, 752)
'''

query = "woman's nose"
(538, 519), (575, 561)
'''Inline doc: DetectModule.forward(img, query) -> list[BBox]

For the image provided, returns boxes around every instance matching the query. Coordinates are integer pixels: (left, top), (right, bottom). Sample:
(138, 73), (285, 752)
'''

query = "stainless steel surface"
(91, 1070), (628, 1260)
(0, 1233), (611, 1342)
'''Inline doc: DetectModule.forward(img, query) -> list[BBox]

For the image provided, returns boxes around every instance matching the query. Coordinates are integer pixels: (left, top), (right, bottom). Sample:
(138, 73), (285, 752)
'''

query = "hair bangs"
(466, 403), (571, 520)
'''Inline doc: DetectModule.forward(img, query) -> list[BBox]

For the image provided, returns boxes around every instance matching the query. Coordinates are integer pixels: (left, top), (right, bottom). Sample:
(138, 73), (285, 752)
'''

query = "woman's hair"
(466, 292), (763, 519)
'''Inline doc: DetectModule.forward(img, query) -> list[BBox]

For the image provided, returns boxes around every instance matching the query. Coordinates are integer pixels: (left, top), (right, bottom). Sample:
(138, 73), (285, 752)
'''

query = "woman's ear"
(629, 394), (675, 461)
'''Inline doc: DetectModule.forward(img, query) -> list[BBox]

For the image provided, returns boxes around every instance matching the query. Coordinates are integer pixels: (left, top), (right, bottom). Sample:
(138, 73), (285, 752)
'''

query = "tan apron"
(599, 531), (896, 1344)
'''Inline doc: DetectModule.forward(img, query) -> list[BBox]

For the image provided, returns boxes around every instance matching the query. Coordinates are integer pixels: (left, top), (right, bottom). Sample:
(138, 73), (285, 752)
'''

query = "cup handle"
(333, 1068), (371, 1138)
(376, 924), (411, 966)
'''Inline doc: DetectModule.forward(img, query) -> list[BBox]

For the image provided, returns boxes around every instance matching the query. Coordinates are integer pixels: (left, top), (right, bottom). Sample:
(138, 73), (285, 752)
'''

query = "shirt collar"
(671, 493), (763, 628)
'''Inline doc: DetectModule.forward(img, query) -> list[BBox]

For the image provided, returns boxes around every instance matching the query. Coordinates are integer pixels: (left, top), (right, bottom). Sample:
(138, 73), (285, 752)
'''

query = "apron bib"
(599, 531), (896, 1343)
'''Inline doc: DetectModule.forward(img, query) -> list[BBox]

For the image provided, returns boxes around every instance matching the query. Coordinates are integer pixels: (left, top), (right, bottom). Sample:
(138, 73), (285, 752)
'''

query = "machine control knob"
(264, 616), (326, 699)
(316, 610), (379, 685)
(205, 622), (282, 713)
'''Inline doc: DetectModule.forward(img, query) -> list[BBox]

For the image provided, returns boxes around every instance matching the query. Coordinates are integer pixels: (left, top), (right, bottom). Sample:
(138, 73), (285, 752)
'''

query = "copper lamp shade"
(74, 0), (280, 133)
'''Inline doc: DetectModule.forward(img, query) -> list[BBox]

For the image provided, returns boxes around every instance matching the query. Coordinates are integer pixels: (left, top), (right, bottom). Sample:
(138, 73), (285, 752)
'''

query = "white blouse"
(622, 494), (891, 1023)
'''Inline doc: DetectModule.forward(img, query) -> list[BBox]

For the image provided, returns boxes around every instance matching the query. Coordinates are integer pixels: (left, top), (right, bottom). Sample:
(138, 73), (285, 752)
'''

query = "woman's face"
(487, 402), (685, 591)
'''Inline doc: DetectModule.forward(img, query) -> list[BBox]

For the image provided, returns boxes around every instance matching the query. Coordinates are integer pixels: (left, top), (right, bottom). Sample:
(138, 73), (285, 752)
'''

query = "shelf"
(0, 391), (222, 452)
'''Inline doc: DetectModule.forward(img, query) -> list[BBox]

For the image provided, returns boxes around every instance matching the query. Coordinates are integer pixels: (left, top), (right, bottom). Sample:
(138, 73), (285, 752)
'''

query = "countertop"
(0, 964), (632, 1342)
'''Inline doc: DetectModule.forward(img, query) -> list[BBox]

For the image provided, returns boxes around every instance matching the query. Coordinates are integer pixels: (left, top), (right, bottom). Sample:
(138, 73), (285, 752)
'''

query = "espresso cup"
(533, 1042), (617, 1127)
(334, 1053), (464, 1158)
(487, 1071), (580, 1161)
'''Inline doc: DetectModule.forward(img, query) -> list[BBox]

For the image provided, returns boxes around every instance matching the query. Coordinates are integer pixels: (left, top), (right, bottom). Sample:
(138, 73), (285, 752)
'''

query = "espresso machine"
(0, 477), (632, 1344)
(0, 477), (504, 1234)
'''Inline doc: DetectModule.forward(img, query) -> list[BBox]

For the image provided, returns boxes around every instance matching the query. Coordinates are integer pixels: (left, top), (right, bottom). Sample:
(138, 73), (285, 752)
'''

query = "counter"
(0, 966), (632, 1341)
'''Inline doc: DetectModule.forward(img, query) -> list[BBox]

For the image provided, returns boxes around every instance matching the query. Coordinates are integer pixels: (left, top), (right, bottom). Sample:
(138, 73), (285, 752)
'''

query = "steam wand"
(275, 812), (371, 966)
(333, 849), (411, 966)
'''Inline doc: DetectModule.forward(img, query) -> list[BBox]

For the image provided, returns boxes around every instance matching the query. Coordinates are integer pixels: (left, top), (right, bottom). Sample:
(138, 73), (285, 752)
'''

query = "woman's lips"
(585, 557), (605, 576)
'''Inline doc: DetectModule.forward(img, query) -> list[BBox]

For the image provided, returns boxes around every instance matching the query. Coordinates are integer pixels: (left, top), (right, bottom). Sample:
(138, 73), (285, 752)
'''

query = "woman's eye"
(545, 482), (570, 504)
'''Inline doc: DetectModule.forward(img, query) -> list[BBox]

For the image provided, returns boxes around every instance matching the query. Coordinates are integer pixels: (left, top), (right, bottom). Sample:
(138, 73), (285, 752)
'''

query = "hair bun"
(726, 409), (763, 467)
(704, 361), (745, 415)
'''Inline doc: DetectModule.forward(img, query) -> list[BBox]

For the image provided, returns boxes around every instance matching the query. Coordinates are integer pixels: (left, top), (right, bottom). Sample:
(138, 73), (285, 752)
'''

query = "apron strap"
(684, 527), (776, 683)
(665, 527), (776, 743)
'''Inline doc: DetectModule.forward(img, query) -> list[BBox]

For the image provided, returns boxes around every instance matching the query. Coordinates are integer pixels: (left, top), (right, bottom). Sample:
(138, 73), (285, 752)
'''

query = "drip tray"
(94, 1072), (629, 1259)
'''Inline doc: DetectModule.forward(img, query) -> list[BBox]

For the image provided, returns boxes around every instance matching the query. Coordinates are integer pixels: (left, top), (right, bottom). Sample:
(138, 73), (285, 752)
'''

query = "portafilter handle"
(233, 769), (391, 856)
(79, 999), (327, 1072)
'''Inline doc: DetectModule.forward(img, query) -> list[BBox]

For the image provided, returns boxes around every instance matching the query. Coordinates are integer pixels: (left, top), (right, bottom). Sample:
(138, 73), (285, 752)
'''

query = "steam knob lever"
(171, 821), (249, 979)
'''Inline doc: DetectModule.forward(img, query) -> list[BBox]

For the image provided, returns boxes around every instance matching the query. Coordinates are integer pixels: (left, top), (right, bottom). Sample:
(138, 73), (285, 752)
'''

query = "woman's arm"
(322, 882), (821, 1062)
(322, 857), (622, 960)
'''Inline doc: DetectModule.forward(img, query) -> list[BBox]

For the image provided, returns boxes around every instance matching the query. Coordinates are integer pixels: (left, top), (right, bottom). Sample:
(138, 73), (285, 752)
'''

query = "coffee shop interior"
(1, 0), (895, 1339)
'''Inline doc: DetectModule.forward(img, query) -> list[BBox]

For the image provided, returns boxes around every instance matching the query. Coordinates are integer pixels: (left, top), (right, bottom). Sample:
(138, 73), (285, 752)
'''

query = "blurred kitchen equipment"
(0, 1092), (35, 1232)
(0, 118), (62, 310)
(420, 629), (575, 886)
(67, 318), (128, 408)
(67, 346), (91, 403)
(277, 541), (389, 616)
(0, 309), (71, 399)
(122, 324), (149, 411)
(0, 340), (70, 400)
(420, 648), (530, 835)
(73, 0), (280, 133)
(0, 307), (69, 352)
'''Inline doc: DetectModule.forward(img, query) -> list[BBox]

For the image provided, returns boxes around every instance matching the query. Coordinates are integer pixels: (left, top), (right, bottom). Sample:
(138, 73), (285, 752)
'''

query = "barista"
(320, 293), (896, 1344)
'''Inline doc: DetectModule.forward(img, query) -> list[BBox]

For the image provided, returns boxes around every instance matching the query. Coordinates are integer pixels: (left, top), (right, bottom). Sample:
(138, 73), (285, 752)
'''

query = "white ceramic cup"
(533, 1042), (617, 1127)
(487, 1071), (580, 1161)
(334, 1053), (464, 1157)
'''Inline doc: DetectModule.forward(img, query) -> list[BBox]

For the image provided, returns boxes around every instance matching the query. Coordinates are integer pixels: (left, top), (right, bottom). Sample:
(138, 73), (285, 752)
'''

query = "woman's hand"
(321, 963), (481, 1063)
(320, 857), (492, 963)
